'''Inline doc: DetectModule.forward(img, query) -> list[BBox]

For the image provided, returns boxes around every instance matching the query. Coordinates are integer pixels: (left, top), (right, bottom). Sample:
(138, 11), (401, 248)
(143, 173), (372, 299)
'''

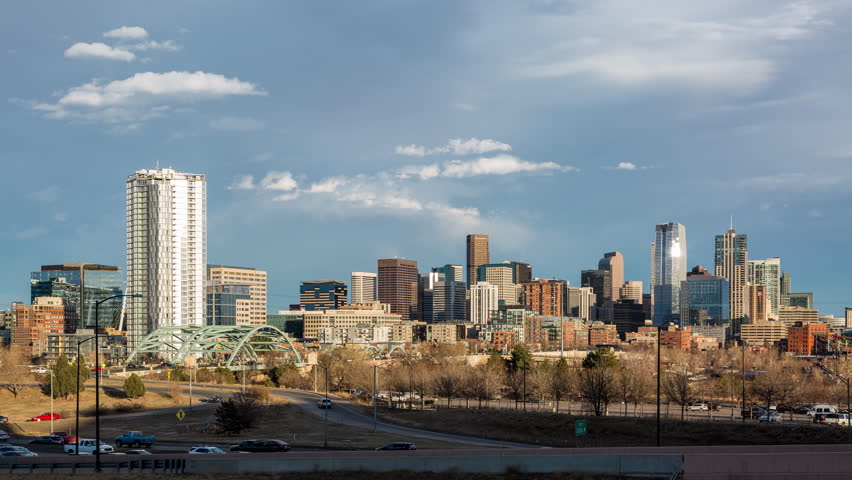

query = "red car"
(30, 413), (61, 422)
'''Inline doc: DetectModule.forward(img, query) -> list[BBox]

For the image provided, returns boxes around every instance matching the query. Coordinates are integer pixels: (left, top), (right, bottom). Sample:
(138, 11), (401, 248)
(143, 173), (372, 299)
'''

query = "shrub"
(215, 390), (262, 434)
(123, 373), (146, 399)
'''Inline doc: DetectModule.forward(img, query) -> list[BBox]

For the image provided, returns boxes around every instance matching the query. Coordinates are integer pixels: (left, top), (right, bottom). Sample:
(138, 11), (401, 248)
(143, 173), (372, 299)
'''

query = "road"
(274, 389), (534, 448)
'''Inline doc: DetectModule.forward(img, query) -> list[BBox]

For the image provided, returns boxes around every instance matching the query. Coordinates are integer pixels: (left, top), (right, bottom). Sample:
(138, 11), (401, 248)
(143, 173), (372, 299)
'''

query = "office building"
(377, 258), (419, 321)
(612, 300), (646, 337)
(466, 234), (490, 287)
(680, 266), (730, 326)
(714, 227), (748, 325)
(747, 284), (769, 323)
(300, 280), (347, 311)
(477, 262), (519, 305)
(740, 321), (788, 346)
(469, 282), (499, 325)
(566, 286), (596, 321)
(206, 284), (251, 326)
(598, 252), (624, 302)
(781, 272), (792, 296)
(779, 305), (819, 327)
(509, 262), (532, 284)
(351, 272), (378, 304)
(748, 258), (781, 319)
(846, 308), (852, 329)
(581, 269), (611, 307)
(302, 304), (402, 339)
(431, 265), (463, 283)
(652, 222), (687, 325)
(521, 279), (566, 316)
(12, 297), (79, 358)
(31, 264), (123, 329)
(432, 278), (466, 323)
(787, 322), (829, 355)
(783, 292), (814, 309)
(207, 265), (267, 325)
(126, 168), (206, 350)
(619, 281), (643, 304)
(266, 311), (306, 339)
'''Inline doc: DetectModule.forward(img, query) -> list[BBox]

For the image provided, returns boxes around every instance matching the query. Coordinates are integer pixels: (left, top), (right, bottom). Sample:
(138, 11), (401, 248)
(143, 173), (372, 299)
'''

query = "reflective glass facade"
(652, 222), (687, 325)
(299, 281), (347, 310)
(206, 284), (250, 326)
(682, 276), (730, 326)
(31, 265), (123, 328)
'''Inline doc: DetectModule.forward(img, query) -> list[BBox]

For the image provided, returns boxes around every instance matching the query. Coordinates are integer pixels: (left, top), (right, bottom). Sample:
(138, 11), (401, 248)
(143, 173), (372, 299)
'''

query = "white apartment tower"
(351, 272), (378, 304)
(126, 168), (207, 350)
(470, 282), (499, 325)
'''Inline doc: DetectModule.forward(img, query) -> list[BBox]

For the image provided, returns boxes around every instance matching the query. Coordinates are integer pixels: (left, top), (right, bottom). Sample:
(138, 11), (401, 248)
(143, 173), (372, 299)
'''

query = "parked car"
(230, 439), (291, 453)
(687, 402), (709, 411)
(201, 394), (223, 403)
(741, 407), (767, 419)
(30, 435), (64, 445)
(31, 367), (48, 375)
(807, 405), (839, 417)
(64, 439), (115, 455)
(317, 398), (333, 409)
(124, 450), (152, 455)
(823, 413), (851, 426)
(776, 404), (795, 413)
(30, 412), (61, 422)
(758, 412), (782, 423)
(0, 430), (9, 442)
(188, 446), (226, 454)
(376, 442), (417, 451)
(114, 431), (155, 448)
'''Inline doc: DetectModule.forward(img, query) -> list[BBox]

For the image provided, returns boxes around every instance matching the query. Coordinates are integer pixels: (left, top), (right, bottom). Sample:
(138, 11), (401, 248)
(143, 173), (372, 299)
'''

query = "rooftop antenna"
(155, 160), (160, 170)
(729, 216), (734, 232)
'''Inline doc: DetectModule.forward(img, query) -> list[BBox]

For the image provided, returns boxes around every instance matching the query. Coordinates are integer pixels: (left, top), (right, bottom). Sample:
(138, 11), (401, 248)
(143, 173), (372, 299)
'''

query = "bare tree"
(750, 363), (798, 416)
(432, 364), (463, 409)
(550, 358), (573, 414)
(0, 348), (31, 398)
(663, 369), (695, 420)
(505, 369), (524, 410)
(579, 365), (616, 416)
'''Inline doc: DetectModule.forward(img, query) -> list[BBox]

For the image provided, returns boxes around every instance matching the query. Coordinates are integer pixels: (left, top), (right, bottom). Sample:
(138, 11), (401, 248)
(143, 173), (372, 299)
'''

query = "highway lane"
(275, 389), (535, 448)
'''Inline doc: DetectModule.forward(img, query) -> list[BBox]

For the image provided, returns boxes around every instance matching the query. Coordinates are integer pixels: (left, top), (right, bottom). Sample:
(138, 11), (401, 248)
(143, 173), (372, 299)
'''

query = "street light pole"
(75, 336), (95, 456)
(50, 370), (54, 433)
(656, 326), (661, 447)
(741, 342), (746, 424)
(95, 293), (141, 472)
(313, 364), (330, 448)
(373, 365), (378, 432)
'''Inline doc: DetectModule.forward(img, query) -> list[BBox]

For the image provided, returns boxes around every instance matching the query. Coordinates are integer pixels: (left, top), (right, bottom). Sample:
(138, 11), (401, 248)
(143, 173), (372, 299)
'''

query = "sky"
(1, 1), (851, 316)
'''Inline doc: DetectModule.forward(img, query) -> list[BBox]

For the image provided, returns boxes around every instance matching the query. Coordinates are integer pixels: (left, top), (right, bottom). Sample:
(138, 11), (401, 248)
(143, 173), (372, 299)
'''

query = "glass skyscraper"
(299, 280), (347, 310)
(652, 222), (687, 325)
(680, 268), (730, 326)
(31, 264), (123, 329)
(748, 258), (781, 319)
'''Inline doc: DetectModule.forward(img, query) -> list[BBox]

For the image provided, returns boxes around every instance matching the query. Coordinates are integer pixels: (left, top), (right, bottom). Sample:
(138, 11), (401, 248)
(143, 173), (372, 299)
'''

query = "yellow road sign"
(176, 409), (186, 421)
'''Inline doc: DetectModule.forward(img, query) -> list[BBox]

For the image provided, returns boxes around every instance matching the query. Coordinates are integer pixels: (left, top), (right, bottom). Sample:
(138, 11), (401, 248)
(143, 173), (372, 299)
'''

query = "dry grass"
(31, 473), (632, 480)
(378, 408), (852, 448)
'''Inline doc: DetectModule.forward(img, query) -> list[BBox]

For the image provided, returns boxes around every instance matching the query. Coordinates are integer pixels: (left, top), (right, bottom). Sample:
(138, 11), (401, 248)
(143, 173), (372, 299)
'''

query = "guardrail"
(1, 456), (186, 474)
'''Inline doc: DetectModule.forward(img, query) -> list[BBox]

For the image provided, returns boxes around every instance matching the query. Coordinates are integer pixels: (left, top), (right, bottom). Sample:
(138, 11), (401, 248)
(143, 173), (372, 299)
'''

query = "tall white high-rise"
(470, 282), (499, 325)
(350, 272), (377, 304)
(748, 257), (781, 319)
(126, 168), (207, 349)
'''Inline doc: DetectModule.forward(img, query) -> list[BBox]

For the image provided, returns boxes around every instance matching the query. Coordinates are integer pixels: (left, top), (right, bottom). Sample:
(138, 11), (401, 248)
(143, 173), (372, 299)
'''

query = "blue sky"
(1, 1), (851, 315)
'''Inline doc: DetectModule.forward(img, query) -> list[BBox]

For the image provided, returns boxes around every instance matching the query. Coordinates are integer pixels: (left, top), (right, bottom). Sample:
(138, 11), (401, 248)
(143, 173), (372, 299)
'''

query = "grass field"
(377, 407), (851, 448)
(28, 473), (633, 480)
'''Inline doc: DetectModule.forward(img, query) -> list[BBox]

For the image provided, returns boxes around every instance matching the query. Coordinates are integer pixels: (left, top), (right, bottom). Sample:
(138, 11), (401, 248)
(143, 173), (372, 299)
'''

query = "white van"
(807, 405), (839, 417)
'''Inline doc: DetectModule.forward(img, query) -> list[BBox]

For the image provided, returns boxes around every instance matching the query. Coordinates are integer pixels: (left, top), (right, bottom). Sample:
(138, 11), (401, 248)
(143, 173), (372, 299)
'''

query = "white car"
(188, 446), (225, 454)
(687, 403), (709, 411)
(823, 413), (851, 426)
(64, 439), (115, 455)
(758, 412), (782, 423)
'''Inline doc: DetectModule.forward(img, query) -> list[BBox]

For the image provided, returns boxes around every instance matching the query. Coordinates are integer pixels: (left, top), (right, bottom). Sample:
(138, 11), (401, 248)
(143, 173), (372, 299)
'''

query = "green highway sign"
(575, 419), (587, 437)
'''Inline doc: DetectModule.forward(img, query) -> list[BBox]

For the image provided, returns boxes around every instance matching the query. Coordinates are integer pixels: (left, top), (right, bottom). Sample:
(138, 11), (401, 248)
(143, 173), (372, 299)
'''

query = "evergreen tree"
(48, 355), (77, 398)
(510, 345), (533, 371)
(123, 374), (146, 399)
(582, 348), (619, 369)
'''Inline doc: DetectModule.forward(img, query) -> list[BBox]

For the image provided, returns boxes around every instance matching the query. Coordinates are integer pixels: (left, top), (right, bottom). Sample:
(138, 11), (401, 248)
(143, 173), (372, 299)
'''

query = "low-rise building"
(588, 322), (618, 346)
(13, 297), (78, 358)
(740, 321), (788, 346)
(318, 324), (391, 344)
(787, 321), (828, 355)
(302, 303), (402, 339)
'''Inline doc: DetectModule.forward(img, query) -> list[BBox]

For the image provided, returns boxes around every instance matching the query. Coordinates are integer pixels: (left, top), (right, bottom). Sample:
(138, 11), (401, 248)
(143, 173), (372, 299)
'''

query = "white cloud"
(103, 26), (148, 40)
(395, 137), (512, 157)
(125, 40), (180, 52)
(33, 71), (265, 126)
(616, 162), (637, 170)
(513, 1), (832, 91)
(398, 164), (441, 180)
(274, 192), (300, 201)
(64, 42), (135, 62)
(228, 175), (256, 190)
(210, 116), (265, 131)
(308, 177), (348, 193)
(16, 226), (48, 240)
(441, 154), (571, 178)
(260, 171), (298, 191)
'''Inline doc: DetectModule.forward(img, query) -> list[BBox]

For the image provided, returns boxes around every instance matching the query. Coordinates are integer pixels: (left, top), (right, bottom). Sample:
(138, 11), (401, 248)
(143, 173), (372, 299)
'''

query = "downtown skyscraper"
(466, 234), (490, 287)
(651, 222), (687, 325)
(714, 227), (748, 324)
(126, 168), (207, 349)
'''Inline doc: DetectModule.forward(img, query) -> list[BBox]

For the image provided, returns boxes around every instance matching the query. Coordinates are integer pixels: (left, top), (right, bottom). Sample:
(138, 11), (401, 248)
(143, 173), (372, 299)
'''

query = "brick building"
(12, 297), (78, 358)
(521, 279), (565, 316)
(787, 321), (828, 355)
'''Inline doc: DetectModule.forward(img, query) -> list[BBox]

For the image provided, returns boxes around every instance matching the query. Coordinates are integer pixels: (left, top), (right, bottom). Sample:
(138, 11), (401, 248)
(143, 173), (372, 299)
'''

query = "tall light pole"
(313, 364), (329, 448)
(75, 336), (95, 456)
(50, 369), (54, 433)
(741, 341), (746, 423)
(95, 293), (141, 472)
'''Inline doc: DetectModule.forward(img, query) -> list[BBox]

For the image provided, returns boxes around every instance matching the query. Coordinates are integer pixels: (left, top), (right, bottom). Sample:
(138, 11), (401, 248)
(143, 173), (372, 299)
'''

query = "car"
(0, 446), (37, 456)
(525, 398), (541, 404)
(188, 446), (226, 454)
(0, 448), (37, 457)
(114, 431), (155, 448)
(375, 442), (417, 451)
(741, 407), (767, 419)
(229, 439), (291, 453)
(64, 439), (114, 455)
(317, 398), (333, 409)
(31, 367), (48, 375)
(823, 413), (851, 426)
(0, 416), (8, 424)
(30, 412), (61, 422)
(50, 432), (78, 445)
(0, 430), (9, 442)
(30, 435), (64, 445)
(687, 402), (709, 411)
(776, 404), (795, 413)
(794, 406), (812, 415)
(807, 405), (839, 417)
(201, 394), (223, 403)
(125, 450), (152, 455)
(758, 412), (782, 423)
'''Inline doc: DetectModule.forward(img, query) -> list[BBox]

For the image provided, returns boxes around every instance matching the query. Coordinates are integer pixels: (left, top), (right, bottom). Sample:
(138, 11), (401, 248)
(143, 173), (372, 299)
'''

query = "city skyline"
(1, 2), (851, 317)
